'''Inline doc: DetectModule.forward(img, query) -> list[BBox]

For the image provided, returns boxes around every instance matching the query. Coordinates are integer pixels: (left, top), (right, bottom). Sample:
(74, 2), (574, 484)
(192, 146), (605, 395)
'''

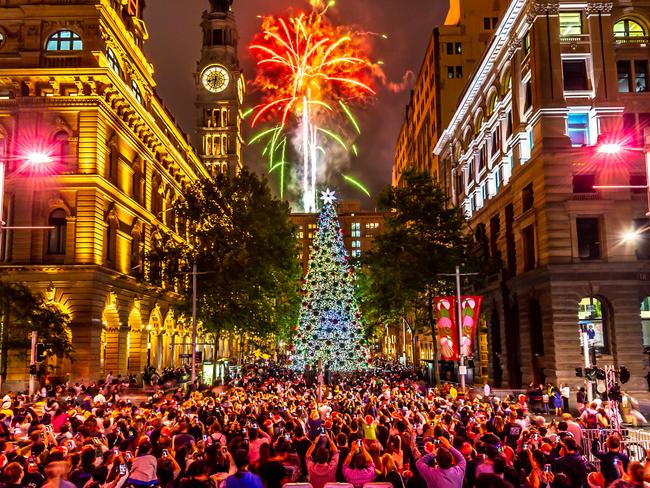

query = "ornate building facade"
(434, 0), (650, 391)
(392, 0), (507, 188)
(195, 0), (244, 176)
(0, 0), (232, 390)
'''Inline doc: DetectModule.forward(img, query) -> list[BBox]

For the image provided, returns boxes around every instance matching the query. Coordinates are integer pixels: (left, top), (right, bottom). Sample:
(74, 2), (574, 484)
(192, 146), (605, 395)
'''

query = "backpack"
(585, 412), (598, 429)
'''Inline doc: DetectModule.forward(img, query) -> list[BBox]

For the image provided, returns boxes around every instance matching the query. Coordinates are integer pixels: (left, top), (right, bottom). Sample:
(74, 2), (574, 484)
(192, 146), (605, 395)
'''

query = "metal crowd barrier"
(581, 428), (650, 468)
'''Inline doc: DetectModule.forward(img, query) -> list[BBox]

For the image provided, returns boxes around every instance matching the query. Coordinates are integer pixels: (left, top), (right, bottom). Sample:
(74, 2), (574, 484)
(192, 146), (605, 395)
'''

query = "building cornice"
(434, 0), (530, 156)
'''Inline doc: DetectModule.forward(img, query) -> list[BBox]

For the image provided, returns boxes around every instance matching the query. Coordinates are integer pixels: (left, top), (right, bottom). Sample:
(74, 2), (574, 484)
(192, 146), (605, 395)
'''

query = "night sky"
(145, 0), (446, 208)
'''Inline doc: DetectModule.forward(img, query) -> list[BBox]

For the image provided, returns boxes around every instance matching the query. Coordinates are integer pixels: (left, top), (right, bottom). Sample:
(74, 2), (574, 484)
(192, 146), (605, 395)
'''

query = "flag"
(435, 297), (459, 361)
(459, 296), (483, 358)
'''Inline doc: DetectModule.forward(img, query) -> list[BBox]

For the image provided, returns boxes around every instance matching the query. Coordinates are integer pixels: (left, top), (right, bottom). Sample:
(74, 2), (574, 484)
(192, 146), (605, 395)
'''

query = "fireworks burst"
(250, 1), (379, 211)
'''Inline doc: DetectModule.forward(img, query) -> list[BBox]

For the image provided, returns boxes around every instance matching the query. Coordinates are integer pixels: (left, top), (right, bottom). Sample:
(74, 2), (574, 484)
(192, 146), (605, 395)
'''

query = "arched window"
(614, 18), (646, 37)
(487, 92), (498, 116)
(47, 209), (67, 255)
(578, 296), (610, 354)
(501, 70), (512, 95)
(131, 80), (143, 104)
(106, 48), (121, 76)
(46, 30), (83, 51)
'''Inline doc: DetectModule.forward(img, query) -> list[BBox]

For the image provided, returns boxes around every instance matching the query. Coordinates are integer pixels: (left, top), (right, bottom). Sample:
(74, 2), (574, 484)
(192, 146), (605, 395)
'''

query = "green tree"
(361, 170), (480, 383)
(152, 169), (301, 369)
(0, 282), (73, 382)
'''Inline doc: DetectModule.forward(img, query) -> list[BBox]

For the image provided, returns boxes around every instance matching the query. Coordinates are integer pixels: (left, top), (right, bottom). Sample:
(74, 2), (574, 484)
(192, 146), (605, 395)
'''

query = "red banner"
(459, 296), (483, 359)
(435, 297), (459, 361)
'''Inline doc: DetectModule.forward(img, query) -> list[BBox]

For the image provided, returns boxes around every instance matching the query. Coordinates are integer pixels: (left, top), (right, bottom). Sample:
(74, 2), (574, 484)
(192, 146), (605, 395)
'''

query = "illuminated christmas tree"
(290, 189), (369, 372)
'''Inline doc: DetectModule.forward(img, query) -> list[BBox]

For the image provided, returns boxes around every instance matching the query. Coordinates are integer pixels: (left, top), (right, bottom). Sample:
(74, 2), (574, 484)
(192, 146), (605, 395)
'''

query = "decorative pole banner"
(460, 296), (483, 359)
(435, 297), (459, 361)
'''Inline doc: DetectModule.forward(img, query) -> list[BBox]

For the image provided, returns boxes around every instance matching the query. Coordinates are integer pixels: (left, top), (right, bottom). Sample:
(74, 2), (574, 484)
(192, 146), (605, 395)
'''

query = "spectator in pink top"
(342, 441), (375, 488)
(306, 431), (339, 488)
(248, 425), (272, 466)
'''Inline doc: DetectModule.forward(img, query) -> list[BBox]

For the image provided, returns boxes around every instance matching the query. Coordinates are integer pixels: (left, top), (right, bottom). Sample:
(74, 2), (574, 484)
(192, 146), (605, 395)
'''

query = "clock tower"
(195, 0), (244, 176)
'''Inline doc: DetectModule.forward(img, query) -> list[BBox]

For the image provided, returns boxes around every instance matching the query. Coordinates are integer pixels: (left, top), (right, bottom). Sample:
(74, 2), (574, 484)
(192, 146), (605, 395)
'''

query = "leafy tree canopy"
(153, 169), (301, 343)
(0, 282), (73, 359)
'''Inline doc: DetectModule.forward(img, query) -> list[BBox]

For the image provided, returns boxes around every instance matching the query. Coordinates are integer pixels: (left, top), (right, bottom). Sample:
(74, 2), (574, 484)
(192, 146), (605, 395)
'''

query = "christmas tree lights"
(290, 189), (369, 371)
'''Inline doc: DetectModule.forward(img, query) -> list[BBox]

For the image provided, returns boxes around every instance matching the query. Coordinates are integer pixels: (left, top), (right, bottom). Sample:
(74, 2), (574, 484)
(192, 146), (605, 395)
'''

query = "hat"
(0, 454), (7, 468)
(67, 409), (77, 417)
(587, 472), (605, 488)
(460, 442), (473, 457)
(365, 415), (374, 425)
(424, 442), (435, 453)
(324, 420), (333, 430)
(161, 426), (173, 437)
(1, 401), (11, 410)
(540, 443), (552, 456)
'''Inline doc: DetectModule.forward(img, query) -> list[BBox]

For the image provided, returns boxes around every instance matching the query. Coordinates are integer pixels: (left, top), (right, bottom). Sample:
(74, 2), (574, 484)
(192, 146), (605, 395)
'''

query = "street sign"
(179, 352), (203, 362)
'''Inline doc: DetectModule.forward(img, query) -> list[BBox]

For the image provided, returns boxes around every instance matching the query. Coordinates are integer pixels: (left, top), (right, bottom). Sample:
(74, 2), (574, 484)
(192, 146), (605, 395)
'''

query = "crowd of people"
(0, 363), (647, 488)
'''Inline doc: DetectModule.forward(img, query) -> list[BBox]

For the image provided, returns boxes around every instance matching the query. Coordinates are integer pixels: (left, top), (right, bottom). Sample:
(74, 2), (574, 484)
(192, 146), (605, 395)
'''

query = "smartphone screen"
(119, 464), (126, 476)
(544, 464), (551, 473)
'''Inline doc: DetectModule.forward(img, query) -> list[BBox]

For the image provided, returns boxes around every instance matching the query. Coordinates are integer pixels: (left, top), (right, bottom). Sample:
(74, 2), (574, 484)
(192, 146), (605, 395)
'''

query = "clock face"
(202, 65), (230, 93)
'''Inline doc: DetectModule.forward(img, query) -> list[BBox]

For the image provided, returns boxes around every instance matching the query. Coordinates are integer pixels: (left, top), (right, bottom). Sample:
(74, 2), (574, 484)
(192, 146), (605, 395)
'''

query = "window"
(635, 61), (648, 92)
(447, 43), (453, 55)
(491, 127), (500, 156)
(455, 42), (462, 54)
(522, 183), (534, 212)
(131, 80), (143, 104)
(576, 217), (601, 259)
(573, 174), (596, 193)
(642, 297), (650, 348)
(212, 29), (224, 45)
(562, 59), (589, 91)
(618, 60), (632, 92)
(492, 17), (499, 28)
(0, 32), (5, 49)
(578, 297), (609, 353)
(351, 222), (361, 238)
(613, 18), (646, 37)
(46, 30), (82, 51)
(618, 60), (648, 93)
(456, 66), (463, 78)
(365, 222), (379, 229)
(559, 12), (582, 36)
(447, 66), (454, 79)
(105, 222), (116, 264)
(523, 32), (531, 54)
(47, 209), (67, 255)
(483, 18), (491, 30)
(524, 80), (533, 111)
(567, 113), (590, 146)
(522, 225), (536, 271)
(352, 250), (361, 258)
(352, 240), (361, 248)
(106, 48), (121, 76)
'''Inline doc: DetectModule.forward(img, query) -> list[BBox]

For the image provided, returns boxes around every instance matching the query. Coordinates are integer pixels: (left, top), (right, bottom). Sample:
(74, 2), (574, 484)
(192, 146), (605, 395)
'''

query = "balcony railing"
(614, 36), (650, 47)
(42, 55), (82, 69)
(560, 34), (590, 44)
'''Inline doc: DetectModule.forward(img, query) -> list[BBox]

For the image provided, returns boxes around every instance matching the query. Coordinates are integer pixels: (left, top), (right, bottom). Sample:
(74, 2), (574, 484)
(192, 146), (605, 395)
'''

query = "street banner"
(435, 297), (459, 361)
(459, 296), (483, 358)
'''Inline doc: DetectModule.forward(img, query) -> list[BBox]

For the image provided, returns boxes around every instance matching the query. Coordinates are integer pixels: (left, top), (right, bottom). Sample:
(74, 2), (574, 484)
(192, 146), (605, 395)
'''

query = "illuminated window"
(106, 48), (121, 76)
(613, 18), (646, 37)
(447, 66), (454, 79)
(578, 297), (609, 353)
(365, 222), (379, 229)
(131, 80), (143, 104)
(559, 12), (582, 36)
(351, 222), (361, 238)
(455, 42), (462, 54)
(618, 60), (648, 93)
(523, 32), (531, 54)
(567, 113), (590, 146)
(0, 32), (5, 49)
(47, 209), (67, 255)
(46, 30), (83, 51)
(352, 250), (361, 258)
(352, 240), (361, 248)
(456, 66), (463, 78)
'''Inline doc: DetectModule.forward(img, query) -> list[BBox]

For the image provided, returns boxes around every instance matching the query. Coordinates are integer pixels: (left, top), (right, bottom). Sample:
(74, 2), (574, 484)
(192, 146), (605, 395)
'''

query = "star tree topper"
(320, 188), (337, 206)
